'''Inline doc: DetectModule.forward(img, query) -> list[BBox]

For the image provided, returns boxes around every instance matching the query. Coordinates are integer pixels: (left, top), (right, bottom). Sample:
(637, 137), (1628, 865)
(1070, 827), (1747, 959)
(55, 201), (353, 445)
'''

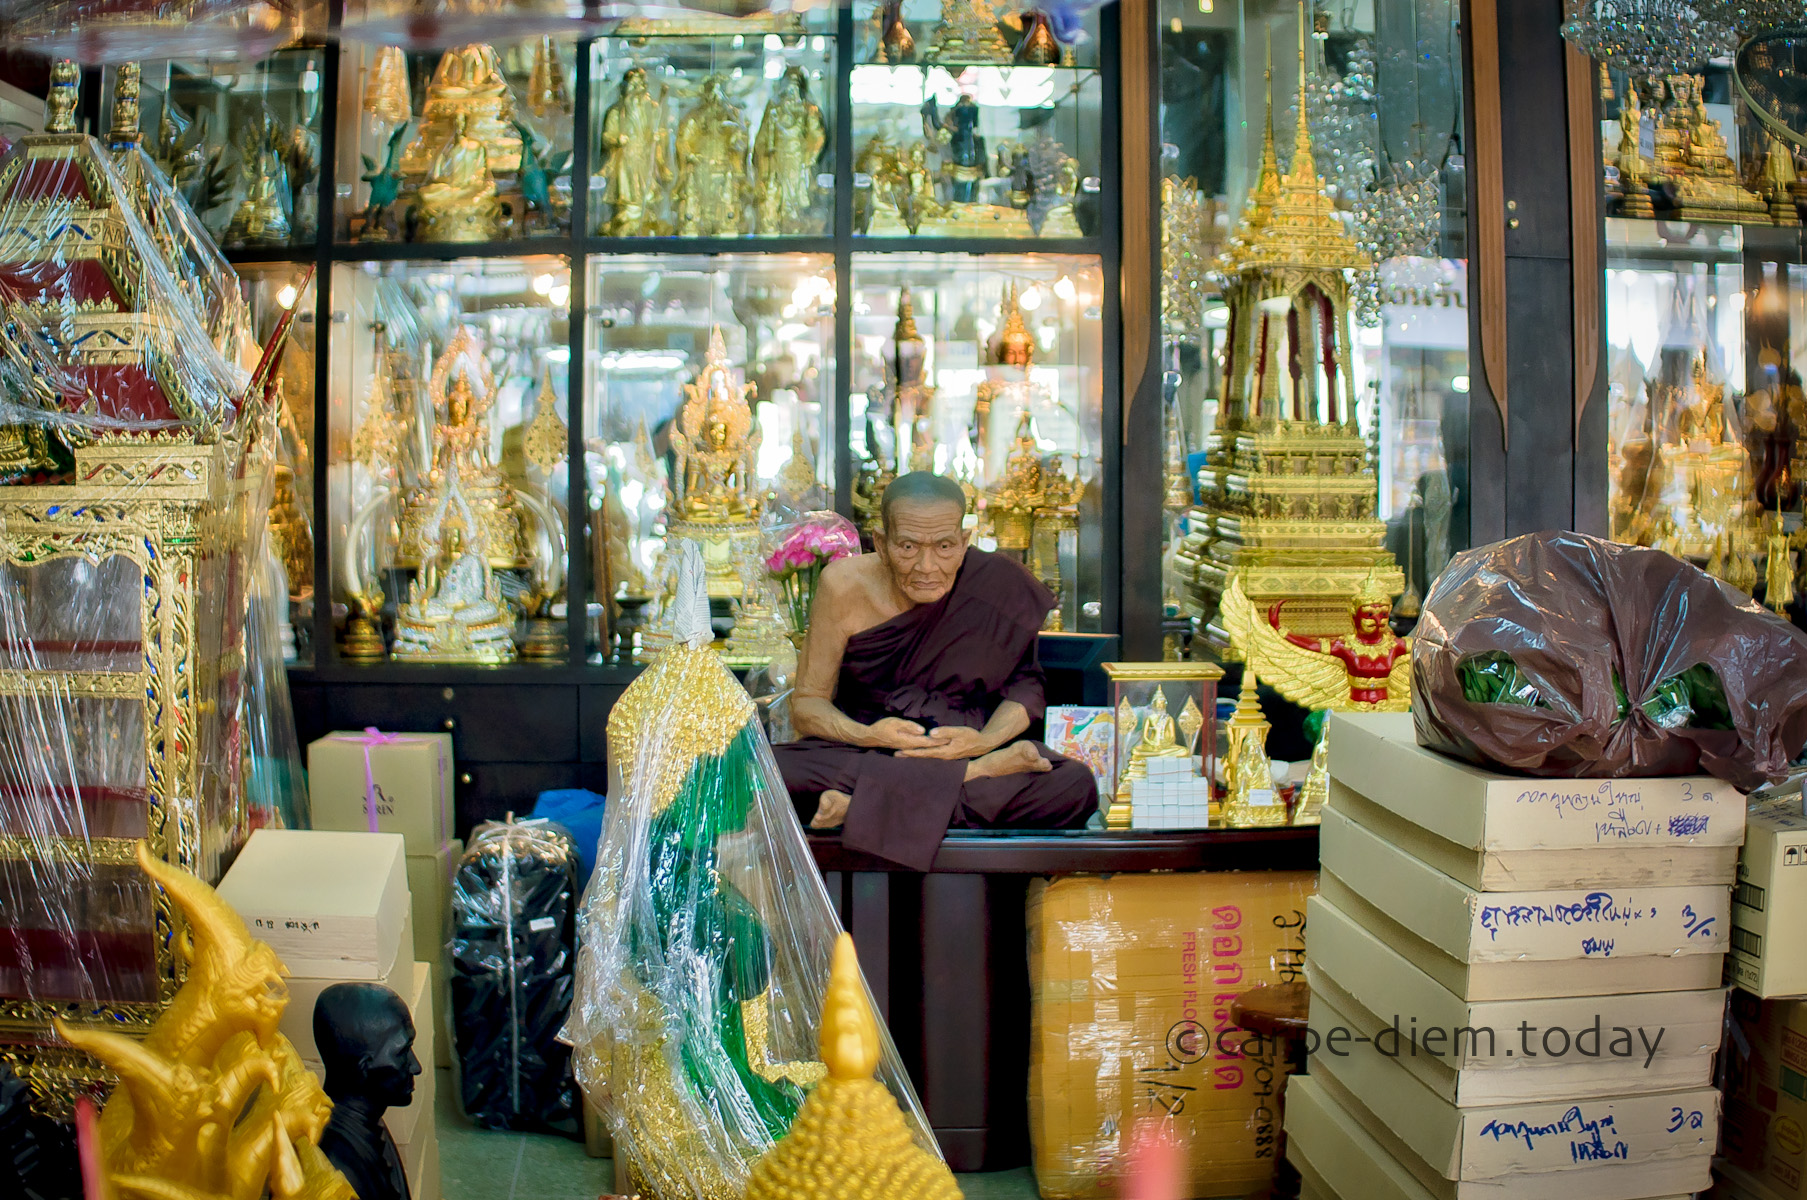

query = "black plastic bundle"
(448, 817), (580, 1133)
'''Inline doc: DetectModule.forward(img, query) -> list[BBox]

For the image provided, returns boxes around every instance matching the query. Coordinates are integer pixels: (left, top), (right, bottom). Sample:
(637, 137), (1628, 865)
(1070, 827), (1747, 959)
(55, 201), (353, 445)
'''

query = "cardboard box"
(1287, 1074), (1700, 1200)
(1328, 713), (1745, 887)
(1305, 894), (1724, 1098)
(1731, 795), (1807, 999)
(309, 731), (453, 854)
(1720, 994), (1807, 1199)
(1311, 1036), (1719, 1189)
(403, 1123), (439, 1200)
(282, 912), (413, 1062)
(1321, 806), (1729, 1000)
(218, 830), (407, 980)
(407, 841), (459, 969)
(1027, 870), (1315, 1200)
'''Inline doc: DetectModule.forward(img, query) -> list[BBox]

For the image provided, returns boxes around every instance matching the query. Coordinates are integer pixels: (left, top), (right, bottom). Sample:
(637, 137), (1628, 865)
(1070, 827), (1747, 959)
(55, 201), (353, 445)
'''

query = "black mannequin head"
(313, 982), (420, 1110)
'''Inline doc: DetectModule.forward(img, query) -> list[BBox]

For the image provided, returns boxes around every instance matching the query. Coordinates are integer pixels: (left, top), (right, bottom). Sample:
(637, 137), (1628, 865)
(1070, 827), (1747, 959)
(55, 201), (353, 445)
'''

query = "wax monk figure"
(315, 982), (421, 1200)
(774, 472), (1097, 870)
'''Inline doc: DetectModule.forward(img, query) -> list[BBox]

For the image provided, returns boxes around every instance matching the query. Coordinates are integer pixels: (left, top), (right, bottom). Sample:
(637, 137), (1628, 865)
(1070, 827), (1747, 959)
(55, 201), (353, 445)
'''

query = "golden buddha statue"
(753, 66), (828, 235)
(1127, 688), (1192, 771)
(599, 67), (671, 236)
(55, 843), (350, 1200)
(1763, 133), (1800, 226)
(745, 934), (963, 1200)
(1223, 670), (1285, 828)
(400, 42), (522, 177)
(394, 506), (518, 661)
(989, 410), (1043, 552)
(926, 0), (1011, 62)
(1293, 722), (1329, 826)
(224, 109), (291, 247)
(1617, 82), (1654, 218)
(1661, 73), (1767, 223)
(413, 113), (504, 242)
(672, 75), (750, 237)
(396, 326), (529, 573)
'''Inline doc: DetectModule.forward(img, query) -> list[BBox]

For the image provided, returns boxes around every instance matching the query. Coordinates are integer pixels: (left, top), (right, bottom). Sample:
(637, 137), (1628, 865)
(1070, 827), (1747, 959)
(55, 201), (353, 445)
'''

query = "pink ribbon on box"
(349, 726), (404, 834)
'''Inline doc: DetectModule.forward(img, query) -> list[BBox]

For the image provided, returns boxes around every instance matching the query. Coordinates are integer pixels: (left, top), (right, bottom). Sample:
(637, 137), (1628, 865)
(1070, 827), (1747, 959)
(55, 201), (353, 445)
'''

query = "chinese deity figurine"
(1242, 572), (1412, 711)
(413, 114), (503, 242)
(600, 67), (671, 236)
(672, 75), (750, 237)
(400, 43), (521, 177)
(753, 66), (827, 235)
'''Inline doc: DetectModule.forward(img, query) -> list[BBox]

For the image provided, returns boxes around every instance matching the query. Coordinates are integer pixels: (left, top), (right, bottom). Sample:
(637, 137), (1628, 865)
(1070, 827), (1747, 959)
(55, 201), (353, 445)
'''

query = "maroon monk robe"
(774, 547), (1098, 871)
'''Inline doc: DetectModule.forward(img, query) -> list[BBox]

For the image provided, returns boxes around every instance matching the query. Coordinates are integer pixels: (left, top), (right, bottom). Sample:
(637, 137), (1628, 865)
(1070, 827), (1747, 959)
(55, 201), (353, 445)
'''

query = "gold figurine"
(672, 75), (750, 237)
(927, 0), (1012, 62)
(55, 843), (351, 1200)
(1222, 671), (1285, 827)
(527, 35), (572, 118)
(599, 67), (671, 236)
(753, 66), (827, 235)
(363, 45), (412, 124)
(413, 113), (504, 242)
(224, 109), (292, 247)
(401, 43), (521, 177)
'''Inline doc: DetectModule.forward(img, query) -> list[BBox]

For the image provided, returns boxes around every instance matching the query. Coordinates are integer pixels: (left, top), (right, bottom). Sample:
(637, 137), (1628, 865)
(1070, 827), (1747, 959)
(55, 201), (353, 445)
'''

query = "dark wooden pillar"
(1463, 0), (1608, 544)
(1120, 0), (1165, 658)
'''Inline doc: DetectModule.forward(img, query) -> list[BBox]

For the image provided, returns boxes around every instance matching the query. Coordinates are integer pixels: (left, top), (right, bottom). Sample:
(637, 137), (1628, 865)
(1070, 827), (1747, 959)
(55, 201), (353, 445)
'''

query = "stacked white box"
(1129, 757), (1214, 829)
(1288, 712), (1744, 1200)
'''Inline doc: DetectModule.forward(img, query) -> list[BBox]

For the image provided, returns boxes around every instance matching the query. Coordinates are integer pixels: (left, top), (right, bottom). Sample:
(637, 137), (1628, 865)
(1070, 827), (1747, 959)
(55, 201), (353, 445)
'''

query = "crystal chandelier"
(1560, 1), (1734, 76)
(1695, 0), (1807, 35)
(1353, 161), (1443, 327)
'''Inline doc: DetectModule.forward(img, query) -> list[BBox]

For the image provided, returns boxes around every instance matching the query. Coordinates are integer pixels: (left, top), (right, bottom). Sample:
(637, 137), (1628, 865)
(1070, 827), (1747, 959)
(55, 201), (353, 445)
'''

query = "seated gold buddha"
(394, 512), (517, 661)
(414, 114), (503, 243)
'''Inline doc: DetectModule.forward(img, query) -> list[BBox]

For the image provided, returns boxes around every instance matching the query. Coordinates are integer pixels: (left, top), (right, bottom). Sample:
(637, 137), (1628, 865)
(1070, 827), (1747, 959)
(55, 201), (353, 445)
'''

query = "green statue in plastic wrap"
(564, 541), (935, 1200)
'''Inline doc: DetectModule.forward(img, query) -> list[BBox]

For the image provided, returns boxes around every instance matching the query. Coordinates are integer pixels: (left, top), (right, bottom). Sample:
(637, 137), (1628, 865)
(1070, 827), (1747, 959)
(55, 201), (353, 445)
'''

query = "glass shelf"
(589, 31), (837, 238)
(326, 256), (573, 665)
(334, 38), (578, 244)
(582, 253), (836, 658)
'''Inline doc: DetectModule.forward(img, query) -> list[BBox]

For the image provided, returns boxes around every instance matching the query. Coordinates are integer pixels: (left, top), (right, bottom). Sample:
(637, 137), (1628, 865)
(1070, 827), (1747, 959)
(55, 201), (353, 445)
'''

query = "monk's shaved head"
(881, 471), (967, 532)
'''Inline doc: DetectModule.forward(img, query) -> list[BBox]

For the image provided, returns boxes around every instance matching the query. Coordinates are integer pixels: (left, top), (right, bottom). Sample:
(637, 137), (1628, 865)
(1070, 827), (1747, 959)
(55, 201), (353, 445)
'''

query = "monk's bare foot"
(811, 789), (852, 829)
(965, 741), (1053, 781)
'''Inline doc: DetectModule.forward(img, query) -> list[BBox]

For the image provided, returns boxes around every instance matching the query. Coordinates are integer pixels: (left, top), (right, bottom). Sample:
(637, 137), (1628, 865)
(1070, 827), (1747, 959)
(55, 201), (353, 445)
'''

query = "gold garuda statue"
(55, 843), (351, 1200)
(1174, 7), (1404, 686)
(1222, 570), (1411, 711)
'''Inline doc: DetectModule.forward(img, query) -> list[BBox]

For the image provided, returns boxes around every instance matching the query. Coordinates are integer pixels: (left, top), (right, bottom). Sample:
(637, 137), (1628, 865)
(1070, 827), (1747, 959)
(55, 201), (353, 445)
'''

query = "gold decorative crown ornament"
(745, 934), (962, 1200)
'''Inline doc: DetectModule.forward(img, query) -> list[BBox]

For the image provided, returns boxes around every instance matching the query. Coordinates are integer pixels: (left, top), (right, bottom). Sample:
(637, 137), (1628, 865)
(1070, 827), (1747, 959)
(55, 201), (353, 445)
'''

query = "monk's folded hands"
(896, 726), (993, 760)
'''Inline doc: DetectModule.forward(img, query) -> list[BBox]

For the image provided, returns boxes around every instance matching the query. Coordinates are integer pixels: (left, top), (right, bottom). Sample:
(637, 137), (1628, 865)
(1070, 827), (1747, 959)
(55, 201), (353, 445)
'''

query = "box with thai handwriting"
(1329, 713), (1745, 891)
(1309, 1005), (1719, 1191)
(1730, 794), (1807, 999)
(1287, 1073), (1704, 1200)
(1321, 805), (1729, 1000)
(308, 730), (453, 855)
(1027, 870), (1316, 1199)
(217, 830), (408, 980)
(1305, 893), (1725, 1107)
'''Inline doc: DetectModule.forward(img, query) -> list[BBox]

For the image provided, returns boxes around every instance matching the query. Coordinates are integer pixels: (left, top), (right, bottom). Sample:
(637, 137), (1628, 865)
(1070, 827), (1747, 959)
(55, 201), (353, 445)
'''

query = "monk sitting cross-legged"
(774, 471), (1098, 870)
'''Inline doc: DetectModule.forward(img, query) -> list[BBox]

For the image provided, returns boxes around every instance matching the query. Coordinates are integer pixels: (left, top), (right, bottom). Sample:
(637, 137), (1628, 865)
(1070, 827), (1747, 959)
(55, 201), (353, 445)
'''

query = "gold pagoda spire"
(1288, 0), (1317, 188)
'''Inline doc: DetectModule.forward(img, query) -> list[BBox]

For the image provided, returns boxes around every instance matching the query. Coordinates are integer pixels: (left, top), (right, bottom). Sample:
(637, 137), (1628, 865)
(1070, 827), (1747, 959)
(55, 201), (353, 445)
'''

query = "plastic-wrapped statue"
(564, 542), (935, 1200)
(753, 66), (826, 235)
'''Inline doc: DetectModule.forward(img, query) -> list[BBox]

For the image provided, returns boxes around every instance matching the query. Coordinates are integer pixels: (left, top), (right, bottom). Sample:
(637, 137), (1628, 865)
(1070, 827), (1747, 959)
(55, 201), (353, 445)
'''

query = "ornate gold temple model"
(344, 324), (567, 662)
(0, 64), (281, 1113)
(356, 39), (572, 242)
(1609, 72), (1773, 225)
(1175, 6), (1408, 714)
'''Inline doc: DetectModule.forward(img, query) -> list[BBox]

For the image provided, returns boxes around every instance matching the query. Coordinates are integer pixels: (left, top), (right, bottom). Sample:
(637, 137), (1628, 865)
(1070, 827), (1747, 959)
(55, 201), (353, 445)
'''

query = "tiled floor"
(433, 1069), (1041, 1200)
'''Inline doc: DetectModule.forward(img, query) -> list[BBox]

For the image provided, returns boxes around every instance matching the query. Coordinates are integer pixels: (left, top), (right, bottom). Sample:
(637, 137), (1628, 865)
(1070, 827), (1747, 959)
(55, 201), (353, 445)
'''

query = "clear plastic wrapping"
(0, 84), (284, 1112)
(449, 817), (581, 1132)
(564, 541), (933, 1200)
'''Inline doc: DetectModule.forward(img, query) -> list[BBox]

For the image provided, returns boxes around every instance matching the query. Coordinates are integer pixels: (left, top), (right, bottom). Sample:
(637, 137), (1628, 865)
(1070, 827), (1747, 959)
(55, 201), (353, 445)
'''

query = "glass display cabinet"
(90, 0), (1118, 699)
(1157, 0), (1468, 668)
(122, 48), (327, 249)
(1590, 41), (1807, 619)
(588, 19), (838, 238)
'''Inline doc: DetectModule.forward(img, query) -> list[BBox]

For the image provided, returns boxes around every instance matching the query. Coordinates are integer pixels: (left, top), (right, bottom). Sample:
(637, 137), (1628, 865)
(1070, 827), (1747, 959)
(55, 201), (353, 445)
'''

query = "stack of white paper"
(1290, 712), (1743, 1200)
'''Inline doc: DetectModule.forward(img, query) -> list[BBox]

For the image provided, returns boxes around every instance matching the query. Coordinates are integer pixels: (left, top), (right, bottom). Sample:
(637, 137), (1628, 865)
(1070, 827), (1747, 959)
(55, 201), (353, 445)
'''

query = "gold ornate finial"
(363, 45), (412, 124)
(523, 364), (569, 477)
(527, 35), (572, 118)
(45, 59), (79, 134)
(1291, 1), (1317, 185)
(746, 934), (962, 1200)
(109, 62), (142, 145)
(1354, 566), (1391, 608)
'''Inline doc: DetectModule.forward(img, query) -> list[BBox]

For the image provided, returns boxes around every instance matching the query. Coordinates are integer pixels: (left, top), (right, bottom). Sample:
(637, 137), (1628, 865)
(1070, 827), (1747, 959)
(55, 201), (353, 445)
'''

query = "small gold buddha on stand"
(1107, 688), (1193, 827)
(394, 506), (518, 661)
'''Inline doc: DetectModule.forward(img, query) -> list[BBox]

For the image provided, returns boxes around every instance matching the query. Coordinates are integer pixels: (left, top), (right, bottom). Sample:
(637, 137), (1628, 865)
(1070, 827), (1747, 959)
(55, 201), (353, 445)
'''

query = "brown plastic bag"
(1412, 531), (1807, 792)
